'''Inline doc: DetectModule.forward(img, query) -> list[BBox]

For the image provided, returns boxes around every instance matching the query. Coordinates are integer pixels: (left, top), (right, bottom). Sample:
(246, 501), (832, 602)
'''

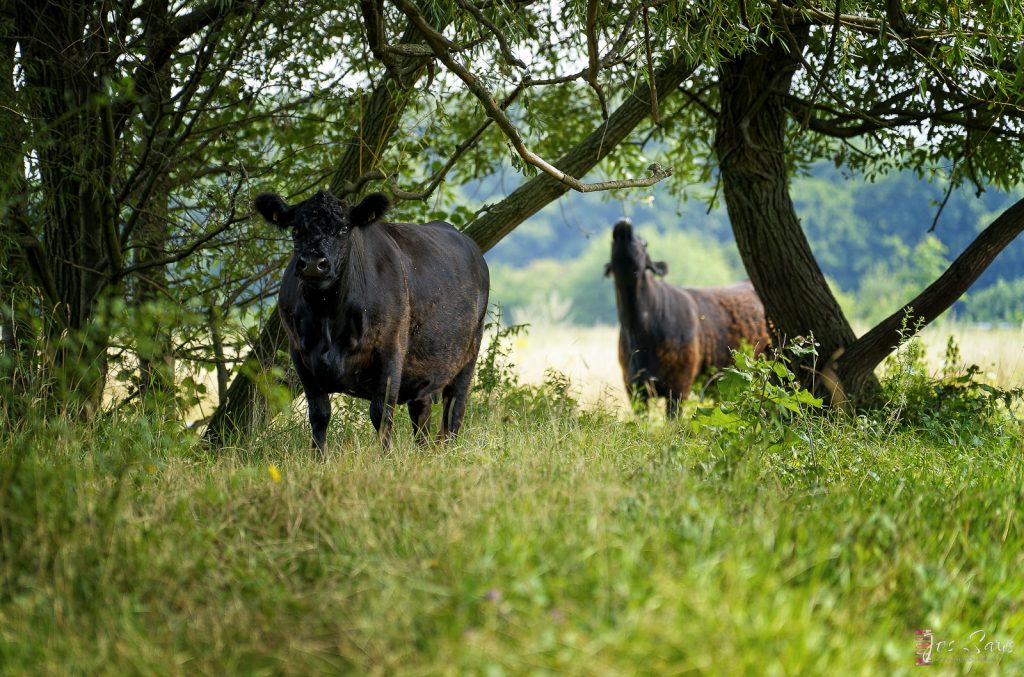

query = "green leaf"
(692, 406), (744, 431)
(719, 369), (752, 401)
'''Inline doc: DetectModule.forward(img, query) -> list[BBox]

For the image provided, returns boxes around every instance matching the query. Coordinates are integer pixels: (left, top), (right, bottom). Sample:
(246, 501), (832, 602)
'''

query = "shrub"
(691, 338), (824, 478)
(881, 331), (1023, 442)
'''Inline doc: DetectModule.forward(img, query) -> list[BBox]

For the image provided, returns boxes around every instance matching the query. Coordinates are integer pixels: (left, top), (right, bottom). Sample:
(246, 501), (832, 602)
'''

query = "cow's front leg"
(370, 355), (402, 449)
(292, 350), (331, 455)
(308, 392), (331, 455)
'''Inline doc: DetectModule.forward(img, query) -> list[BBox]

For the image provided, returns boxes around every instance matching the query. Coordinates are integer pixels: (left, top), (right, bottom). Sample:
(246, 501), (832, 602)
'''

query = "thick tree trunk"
(8, 0), (250, 418)
(715, 27), (875, 405)
(15, 1), (120, 413)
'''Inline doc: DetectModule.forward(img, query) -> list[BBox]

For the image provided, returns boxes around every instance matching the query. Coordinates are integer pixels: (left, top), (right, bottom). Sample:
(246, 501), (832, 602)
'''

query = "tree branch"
(456, 0), (525, 69)
(396, 0), (672, 193)
(838, 197), (1024, 380)
(463, 50), (696, 251)
(584, 0), (609, 119)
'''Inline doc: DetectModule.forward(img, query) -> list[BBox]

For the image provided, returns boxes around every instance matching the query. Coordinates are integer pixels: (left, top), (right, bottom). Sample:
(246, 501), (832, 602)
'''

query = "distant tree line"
(487, 163), (1024, 326)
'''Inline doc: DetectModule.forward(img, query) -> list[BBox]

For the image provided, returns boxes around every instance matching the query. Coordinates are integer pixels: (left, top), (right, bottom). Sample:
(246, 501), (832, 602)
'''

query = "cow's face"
(254, 190), (390, 290)
(605, 219), (668, 280)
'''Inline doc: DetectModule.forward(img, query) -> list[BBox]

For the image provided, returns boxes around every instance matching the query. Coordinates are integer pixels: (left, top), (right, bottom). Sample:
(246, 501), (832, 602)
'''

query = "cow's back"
(687, 281), (768, 368)
(378, 221), (490, 398)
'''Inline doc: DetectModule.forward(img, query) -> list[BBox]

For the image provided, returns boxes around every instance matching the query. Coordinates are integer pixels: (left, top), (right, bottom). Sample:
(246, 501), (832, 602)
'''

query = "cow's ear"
(254, 193), (292, 229)
(604, 262), (613, 277)
(350, 192), (391, 228)
(648, 260), (669, 276)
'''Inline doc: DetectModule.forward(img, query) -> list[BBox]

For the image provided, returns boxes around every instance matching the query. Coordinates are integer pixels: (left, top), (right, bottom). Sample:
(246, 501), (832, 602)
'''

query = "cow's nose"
(297, 255), (329, 277)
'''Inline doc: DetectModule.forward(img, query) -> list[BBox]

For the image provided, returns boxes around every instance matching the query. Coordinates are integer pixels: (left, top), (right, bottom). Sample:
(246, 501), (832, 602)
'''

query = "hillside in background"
(484, 163), (1024, 325)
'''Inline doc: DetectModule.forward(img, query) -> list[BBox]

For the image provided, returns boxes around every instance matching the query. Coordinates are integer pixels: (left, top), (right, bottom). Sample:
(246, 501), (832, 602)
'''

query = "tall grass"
(1, 338), (1022, 673)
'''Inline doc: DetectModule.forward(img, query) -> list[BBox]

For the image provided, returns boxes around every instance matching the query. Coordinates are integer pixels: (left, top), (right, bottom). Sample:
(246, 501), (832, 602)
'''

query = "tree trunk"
(15, 1), (121, 414)
(134, 0), (177, 409)
(714, 26), (875, 405)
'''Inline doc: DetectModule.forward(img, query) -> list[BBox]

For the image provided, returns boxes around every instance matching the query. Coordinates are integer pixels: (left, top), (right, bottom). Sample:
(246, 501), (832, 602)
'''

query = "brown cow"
(605, 218), (769, 417)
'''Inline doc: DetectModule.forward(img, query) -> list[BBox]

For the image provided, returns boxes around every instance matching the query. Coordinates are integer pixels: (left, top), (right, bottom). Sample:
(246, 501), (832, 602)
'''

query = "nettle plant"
(691, 338), (824, 472)
(882, 329), (1024, 442)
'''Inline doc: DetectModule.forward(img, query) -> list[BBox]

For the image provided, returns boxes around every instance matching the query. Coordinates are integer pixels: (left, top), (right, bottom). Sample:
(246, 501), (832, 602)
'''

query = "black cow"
(605, 218), (769, 417)
(254, 189), (490, 451)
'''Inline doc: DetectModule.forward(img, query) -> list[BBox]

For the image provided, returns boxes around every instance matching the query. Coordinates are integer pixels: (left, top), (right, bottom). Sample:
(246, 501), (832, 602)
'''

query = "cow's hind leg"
(627, 378), (652, 415)
(665, 392), (683, 419)
(666, 361), (700, 419)
(370, 357), (402, 450)
(408, 395), (433, 446)
(440, 360), (477, 442)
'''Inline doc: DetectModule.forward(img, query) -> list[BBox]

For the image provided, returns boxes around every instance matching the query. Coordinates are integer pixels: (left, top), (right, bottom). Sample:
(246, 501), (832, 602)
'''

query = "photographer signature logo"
(915, 628), (1015, 666)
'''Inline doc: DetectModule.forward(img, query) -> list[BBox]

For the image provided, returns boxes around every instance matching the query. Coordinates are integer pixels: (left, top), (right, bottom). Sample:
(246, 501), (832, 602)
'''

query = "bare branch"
(389, 85), (525, 202)
(641, 5), (659, 125)
(396, 0), (672, 193)
(760, 0), (889, 33)
(463, 50), (697, 251)
(456, 0), (526, 69)
(585, 0), (609, 119)
(928, 179), (955, 233)
(679, 85), (719, 119)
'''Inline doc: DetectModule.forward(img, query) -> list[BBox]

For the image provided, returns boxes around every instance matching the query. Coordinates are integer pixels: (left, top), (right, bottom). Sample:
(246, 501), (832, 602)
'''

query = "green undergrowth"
(1, 340), (1023, 674)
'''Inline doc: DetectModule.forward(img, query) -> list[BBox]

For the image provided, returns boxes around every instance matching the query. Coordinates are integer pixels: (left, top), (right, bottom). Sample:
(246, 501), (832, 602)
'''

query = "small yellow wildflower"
(267, 463), (281, 484)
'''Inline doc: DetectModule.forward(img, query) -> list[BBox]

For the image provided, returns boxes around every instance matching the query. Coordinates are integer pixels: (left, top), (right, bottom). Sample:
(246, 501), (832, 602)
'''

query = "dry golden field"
(504, 322), (1024, 409)
(167, 320), (1024, 422)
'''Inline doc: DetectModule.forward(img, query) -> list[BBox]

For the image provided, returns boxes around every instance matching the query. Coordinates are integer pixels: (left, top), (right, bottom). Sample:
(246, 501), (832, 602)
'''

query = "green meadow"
(2, 331), (1023, 675)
